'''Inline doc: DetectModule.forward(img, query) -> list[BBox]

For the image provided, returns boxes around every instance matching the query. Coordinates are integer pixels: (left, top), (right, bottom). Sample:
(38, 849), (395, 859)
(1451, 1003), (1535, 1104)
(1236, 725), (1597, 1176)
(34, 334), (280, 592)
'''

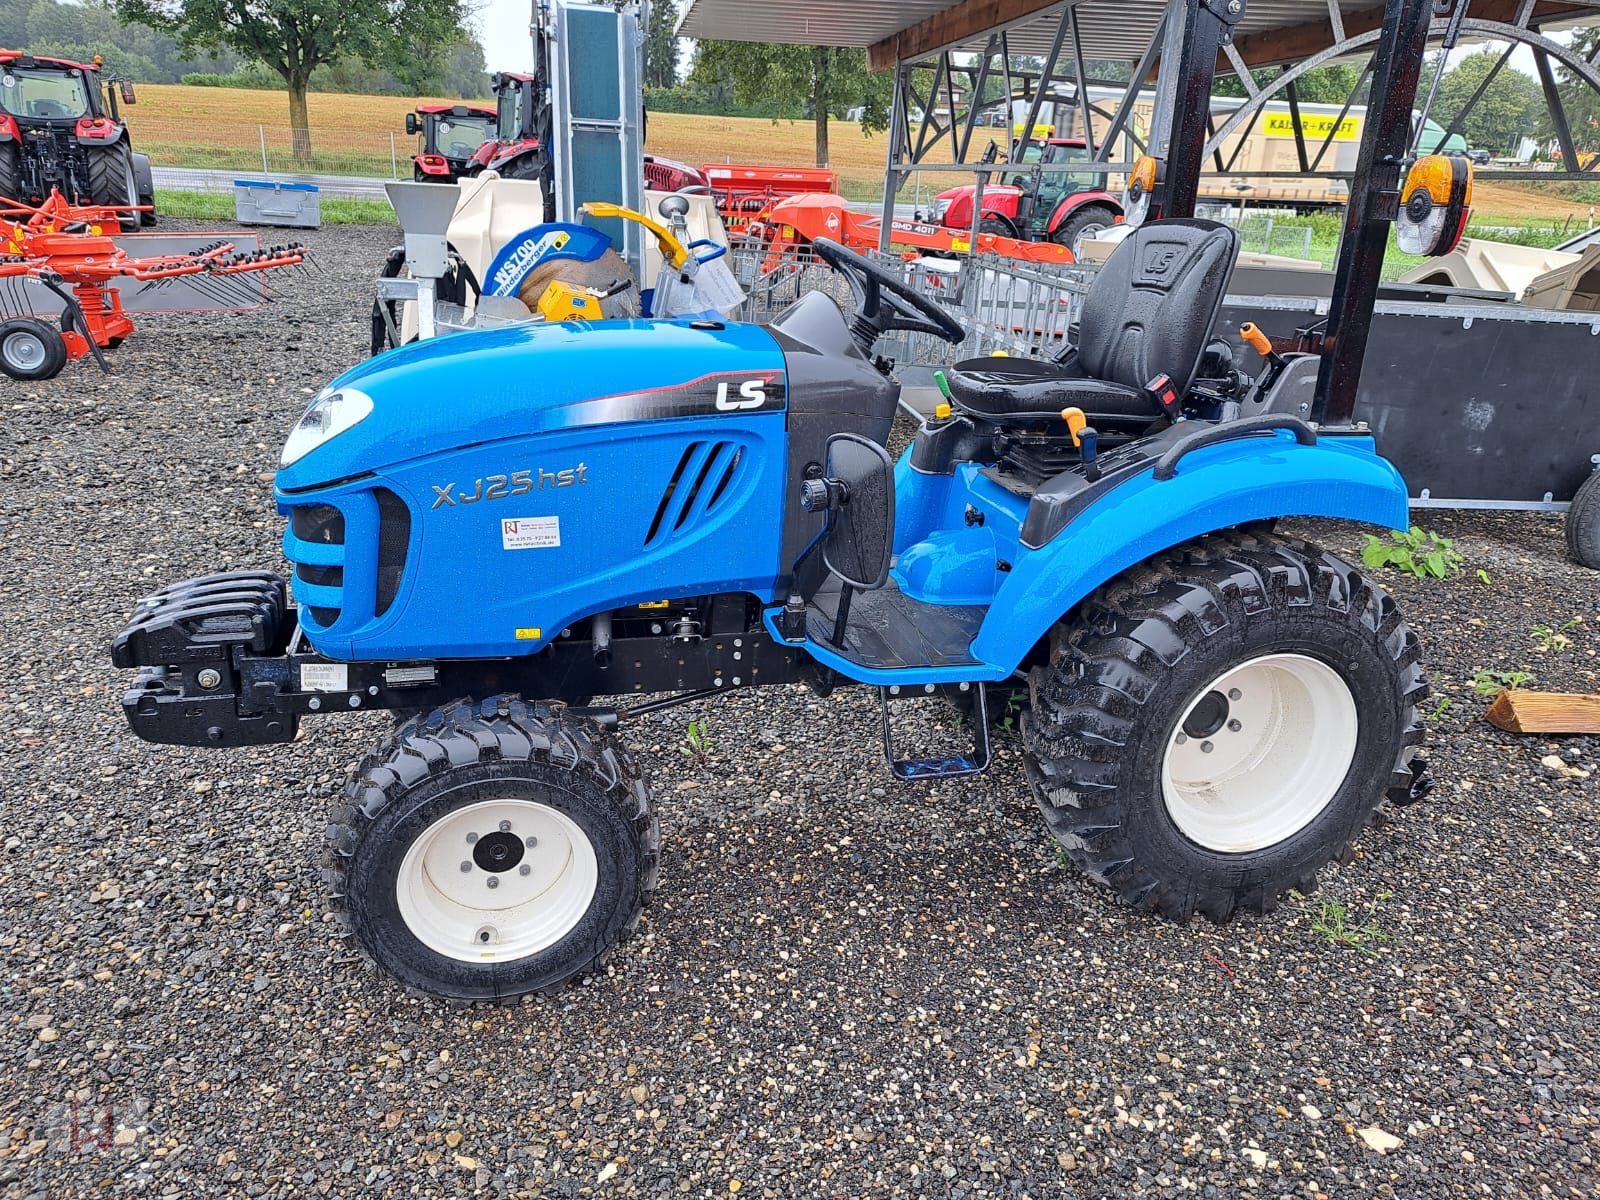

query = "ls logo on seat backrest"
(1143, 246), (1179, 276)
(715, 379), (768, 411)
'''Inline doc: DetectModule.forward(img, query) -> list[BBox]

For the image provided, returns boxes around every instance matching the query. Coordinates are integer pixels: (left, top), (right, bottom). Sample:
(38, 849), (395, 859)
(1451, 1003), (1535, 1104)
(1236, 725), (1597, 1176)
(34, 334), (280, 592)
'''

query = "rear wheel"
(324, 696), (657, 1003)
(1565, 468), (1600, 569)
(87, 141), (140, 232)
(0, 142), (20, 206)
(0, 317), (68, 381)
(1022, 531), (1429, 921)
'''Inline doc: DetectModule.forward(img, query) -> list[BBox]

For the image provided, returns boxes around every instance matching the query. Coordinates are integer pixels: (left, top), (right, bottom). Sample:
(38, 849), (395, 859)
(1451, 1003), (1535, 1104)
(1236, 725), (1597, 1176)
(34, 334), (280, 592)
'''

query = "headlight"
(931, 198), (952, 223)
(280, 387), (375, 467)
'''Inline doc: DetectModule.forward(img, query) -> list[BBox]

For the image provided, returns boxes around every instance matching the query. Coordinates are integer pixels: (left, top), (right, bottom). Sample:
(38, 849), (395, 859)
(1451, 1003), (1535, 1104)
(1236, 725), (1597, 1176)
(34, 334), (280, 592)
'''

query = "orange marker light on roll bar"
(1395, 154), (1473, 257)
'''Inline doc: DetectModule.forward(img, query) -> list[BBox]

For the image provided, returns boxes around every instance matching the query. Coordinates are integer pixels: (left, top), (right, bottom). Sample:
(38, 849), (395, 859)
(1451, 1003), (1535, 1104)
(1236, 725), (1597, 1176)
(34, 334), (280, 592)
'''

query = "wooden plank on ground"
(1484, 690), (1600, 735)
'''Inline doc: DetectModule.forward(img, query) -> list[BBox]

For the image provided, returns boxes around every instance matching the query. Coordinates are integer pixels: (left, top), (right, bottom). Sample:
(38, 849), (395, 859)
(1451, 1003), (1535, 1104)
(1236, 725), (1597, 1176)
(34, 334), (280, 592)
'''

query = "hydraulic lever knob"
(1240, 322), (1284, 365)
(1079, 427), (1101, 483)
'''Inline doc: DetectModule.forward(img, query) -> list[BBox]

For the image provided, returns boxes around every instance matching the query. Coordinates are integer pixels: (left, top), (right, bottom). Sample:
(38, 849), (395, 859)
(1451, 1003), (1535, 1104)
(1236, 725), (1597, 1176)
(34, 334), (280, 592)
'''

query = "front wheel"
(1050, 206), (1117, 259)
(1023, 531), (1429, 922)
(324, 696), (658, 1003)
(0, 317), (69, 380)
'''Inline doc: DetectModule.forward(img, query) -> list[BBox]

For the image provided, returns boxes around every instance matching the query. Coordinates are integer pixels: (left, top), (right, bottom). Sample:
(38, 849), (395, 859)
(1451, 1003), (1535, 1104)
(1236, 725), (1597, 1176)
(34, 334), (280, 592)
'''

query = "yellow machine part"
(533, 279), (606, 322)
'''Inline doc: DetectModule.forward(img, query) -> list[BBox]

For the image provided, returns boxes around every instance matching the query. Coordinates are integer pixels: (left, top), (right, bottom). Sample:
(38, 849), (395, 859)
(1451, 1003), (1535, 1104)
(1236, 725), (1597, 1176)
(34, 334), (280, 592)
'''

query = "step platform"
(804, 576), (985, 670)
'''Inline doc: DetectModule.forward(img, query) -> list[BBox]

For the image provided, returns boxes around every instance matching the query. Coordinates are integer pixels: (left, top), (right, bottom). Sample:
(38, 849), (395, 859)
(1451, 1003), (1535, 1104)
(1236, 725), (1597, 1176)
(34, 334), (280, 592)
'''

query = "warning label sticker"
(301, 663), (349, 693)
(501, 515), (560, 550)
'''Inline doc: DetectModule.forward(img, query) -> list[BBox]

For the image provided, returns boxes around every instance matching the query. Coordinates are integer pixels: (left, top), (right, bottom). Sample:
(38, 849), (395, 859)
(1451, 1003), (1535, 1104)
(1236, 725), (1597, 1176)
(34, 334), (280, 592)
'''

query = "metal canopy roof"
(678, 0), (1362, 59)
(678, 0), (1599, 63)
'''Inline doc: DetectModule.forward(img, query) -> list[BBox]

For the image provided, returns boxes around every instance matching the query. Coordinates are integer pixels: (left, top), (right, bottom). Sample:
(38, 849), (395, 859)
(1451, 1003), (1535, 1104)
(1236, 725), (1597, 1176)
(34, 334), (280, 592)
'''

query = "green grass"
(154, 189), (397, 225)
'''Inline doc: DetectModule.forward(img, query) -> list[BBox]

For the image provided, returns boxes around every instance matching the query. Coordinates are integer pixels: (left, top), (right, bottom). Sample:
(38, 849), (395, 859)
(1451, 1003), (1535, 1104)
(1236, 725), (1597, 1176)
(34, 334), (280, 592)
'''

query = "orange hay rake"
(0, 188), (307, 380)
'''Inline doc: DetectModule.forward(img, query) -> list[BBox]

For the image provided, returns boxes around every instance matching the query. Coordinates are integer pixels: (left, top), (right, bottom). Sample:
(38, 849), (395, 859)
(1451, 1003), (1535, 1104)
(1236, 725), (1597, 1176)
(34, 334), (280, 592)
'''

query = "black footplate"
(112, 572), (300, 748)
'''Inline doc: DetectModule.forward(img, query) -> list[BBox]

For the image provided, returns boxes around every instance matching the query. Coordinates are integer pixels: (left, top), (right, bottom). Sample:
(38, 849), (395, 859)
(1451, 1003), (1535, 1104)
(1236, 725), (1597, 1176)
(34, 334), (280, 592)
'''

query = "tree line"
(4, 0), (488, 104)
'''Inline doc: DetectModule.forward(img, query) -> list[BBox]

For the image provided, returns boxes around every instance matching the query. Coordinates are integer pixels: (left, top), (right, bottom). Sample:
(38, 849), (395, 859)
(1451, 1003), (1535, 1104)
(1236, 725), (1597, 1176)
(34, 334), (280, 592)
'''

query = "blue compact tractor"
(111, 0), (1460, 1003)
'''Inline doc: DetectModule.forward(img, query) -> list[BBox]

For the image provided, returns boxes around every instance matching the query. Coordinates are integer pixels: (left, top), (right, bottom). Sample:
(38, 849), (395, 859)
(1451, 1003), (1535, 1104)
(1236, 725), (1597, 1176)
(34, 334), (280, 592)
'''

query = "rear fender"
(1045, 192), (1121, 234)
(968, 433), (1409, 671)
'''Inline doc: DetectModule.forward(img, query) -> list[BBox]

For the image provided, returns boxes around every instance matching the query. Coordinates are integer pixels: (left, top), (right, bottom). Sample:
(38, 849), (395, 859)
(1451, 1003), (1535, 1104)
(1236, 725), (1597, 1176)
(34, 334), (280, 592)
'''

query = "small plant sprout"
(1300, 893), (1391, 959)
(679, 719), (711, 766)
(1530, 617), (1581, 654)
(1476, 568), (1492, 585)
(1473, 669), (1535, 697)
(1360, 526), (1464, 580)
(1425, 696), (1453, 720)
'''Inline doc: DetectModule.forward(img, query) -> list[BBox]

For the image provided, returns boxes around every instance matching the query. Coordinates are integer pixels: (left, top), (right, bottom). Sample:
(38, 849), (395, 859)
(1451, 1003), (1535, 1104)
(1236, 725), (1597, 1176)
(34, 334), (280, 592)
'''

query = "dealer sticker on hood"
(501, 516), (560, 550)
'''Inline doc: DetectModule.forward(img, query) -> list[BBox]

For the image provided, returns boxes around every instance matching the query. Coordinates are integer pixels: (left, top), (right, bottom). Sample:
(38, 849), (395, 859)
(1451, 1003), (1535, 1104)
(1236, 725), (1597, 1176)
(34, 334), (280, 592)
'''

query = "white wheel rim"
(1161, 653), (1358, 853)
(1072, 221), (1111, 257)
(396, 798), (598, 963)
(3, 331), (46, 372)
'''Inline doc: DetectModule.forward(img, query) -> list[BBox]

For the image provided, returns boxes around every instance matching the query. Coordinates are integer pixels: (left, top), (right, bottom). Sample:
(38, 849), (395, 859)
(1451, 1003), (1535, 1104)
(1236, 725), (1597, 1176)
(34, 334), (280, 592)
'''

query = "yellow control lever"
(1239, 322), (1273, 358)
(580, 201), (690, 269)
(1061, 406), (1087, 448)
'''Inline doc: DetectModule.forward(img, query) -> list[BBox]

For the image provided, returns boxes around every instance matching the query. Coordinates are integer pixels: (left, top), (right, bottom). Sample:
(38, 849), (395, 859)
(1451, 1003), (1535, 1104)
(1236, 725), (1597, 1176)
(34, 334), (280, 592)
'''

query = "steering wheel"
(810, 236), (966, 355)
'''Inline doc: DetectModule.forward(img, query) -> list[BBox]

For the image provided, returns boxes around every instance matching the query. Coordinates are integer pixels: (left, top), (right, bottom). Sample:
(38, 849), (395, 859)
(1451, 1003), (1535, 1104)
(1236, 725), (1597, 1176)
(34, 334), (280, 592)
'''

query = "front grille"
(292, 504), (345, 544)
(283, 491), (413, 633)
(374, 488), (410, 617)
(285, 503), (345, 630)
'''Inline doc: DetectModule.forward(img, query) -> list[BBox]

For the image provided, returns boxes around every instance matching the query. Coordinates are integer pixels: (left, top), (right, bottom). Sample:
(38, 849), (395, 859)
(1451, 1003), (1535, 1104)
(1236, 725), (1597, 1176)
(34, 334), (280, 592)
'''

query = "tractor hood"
(276, 319), (787, 492)
(936, 183), (1022, 202)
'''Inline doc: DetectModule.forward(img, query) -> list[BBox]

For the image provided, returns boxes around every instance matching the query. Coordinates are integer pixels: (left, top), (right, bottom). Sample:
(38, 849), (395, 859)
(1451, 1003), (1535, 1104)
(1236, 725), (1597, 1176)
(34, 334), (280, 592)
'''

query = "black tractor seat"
(945, 356), (1158, 433)
(945, 218), (1241, 432)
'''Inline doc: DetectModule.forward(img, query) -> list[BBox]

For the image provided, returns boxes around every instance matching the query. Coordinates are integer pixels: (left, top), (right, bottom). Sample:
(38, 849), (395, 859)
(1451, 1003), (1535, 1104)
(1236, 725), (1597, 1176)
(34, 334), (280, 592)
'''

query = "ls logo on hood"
(714, 379), (768, 411)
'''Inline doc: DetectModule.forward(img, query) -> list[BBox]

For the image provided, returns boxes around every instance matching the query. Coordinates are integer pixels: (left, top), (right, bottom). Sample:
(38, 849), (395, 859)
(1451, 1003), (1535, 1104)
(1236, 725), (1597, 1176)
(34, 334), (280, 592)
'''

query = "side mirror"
(119, 81), (136, 105)
(1396, 153), (1472, 257)
(982, 140), (1000, 165)
(810, 433), (895, 590)
(405, 112), (419, 136)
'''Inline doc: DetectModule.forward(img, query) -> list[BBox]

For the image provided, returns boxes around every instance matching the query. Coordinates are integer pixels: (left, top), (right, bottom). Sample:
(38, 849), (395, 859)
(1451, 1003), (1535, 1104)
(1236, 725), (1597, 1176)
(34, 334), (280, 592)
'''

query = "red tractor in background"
(467, 71), (547, 182)
(406, 103), (497, 182)
(929, 136), (1122, 257)
(467, 70), (707, 197)
(0, 49), (155, 231)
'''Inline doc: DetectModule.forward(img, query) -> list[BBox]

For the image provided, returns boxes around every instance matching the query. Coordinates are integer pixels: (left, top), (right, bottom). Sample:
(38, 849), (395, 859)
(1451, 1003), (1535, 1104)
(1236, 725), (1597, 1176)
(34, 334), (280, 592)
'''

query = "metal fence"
(138, 122), (412, 190)
(728, 237), (1091, 369)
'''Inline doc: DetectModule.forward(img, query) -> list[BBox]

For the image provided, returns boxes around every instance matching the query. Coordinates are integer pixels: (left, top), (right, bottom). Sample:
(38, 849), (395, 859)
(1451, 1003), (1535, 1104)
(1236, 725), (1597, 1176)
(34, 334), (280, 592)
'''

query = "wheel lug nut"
(1201, 741), (1214, 753)
(1227, 688), (1241, 701)
(459, 861), (472, 873)
(465, 832), (478, 844)
(524, 835), (538, 848)
(1175, 733), (1188, 745)
(486, 877), (499, 889)
(519, 864), (531, 876)
(1227, 719), (1242, 732)
(499, 820), (512, 833)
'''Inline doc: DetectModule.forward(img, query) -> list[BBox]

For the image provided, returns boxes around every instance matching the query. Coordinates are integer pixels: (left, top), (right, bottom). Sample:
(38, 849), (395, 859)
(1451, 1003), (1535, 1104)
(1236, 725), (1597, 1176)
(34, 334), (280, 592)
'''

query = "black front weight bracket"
(112, 572), (826, 748)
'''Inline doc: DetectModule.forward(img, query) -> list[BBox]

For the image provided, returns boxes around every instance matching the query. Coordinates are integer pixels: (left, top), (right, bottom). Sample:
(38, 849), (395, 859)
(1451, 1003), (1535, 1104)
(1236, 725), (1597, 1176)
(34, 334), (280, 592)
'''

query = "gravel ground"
(2, 224), (1598, 1198)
